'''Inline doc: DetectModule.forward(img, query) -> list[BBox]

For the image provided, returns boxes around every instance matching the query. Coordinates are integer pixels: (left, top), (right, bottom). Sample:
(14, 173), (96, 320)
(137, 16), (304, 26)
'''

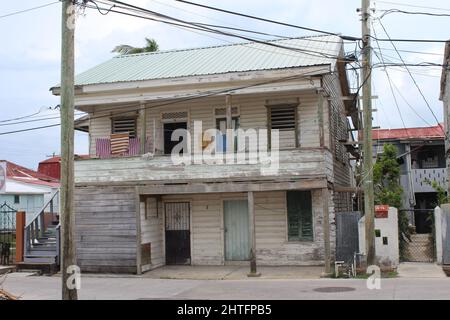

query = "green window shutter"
(287, 191), (313, 241)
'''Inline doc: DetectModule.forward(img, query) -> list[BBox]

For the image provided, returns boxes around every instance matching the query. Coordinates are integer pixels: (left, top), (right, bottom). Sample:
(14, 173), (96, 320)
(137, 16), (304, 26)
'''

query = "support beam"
(247, 191), (260, 277)
(135, 187), (142, 275)
(317, 90), (325, 148)
(225, 94), (233, 153)
(139, 102), (147, 154)
(15, 211), (25, 263)
(322, 188), (331, 275)
(138, 179), (328, 195)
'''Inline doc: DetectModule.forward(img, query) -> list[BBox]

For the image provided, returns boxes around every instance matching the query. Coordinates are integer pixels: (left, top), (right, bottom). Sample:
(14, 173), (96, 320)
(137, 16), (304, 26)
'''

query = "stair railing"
(24, 189), (60, 259)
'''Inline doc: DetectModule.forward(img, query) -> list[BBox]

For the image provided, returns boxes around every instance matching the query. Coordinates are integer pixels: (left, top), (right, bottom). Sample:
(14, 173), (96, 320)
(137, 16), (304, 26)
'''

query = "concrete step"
(16, 262), (57, 275)
(27, 250), (57, 256)
(24, 256), (57, 264)
(30, 246), (56, 251)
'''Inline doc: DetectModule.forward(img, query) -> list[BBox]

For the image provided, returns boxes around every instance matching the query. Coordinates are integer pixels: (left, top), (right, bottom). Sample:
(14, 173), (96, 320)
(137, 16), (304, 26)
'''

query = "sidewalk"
(397, 262), (447, 278)
(142, 265), (324, 280)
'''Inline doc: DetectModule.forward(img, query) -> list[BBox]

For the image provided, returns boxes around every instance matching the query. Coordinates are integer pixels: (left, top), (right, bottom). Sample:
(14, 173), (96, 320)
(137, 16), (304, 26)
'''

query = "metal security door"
(336, 212), (361, 264)
(224, 200), (250, 261)
(165, 202), (191, 265)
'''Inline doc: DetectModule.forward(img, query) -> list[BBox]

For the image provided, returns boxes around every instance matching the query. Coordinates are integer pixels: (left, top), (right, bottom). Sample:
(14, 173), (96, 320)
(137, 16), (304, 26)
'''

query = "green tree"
(112, 38), (159, 55)
(373, 143), (409, 260)
(373, 143), (403, 208)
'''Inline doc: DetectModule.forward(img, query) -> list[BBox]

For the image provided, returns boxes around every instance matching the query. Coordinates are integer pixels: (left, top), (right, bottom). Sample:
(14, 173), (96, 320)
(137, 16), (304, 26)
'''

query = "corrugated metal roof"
(373, 124), (445, 141)
(75, 35), (343, 86)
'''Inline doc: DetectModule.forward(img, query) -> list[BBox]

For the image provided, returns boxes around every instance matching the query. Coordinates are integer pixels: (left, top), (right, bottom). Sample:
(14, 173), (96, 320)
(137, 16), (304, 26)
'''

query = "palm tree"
(112, 38), (159, 55)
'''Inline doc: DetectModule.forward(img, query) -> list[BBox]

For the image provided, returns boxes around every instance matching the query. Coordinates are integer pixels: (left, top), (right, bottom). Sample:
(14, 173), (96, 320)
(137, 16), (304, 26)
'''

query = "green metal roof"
(75, 35), (343, 86)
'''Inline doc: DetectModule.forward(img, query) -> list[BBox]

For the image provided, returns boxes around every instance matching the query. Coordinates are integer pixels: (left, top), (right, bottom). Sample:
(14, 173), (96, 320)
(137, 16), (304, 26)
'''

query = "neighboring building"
(373, 125), (446, 233)
(38, 156), (61, 180)
(52, 35), (358, 273)
(0, 160), (60, 223)
(38, 155), (89, 180)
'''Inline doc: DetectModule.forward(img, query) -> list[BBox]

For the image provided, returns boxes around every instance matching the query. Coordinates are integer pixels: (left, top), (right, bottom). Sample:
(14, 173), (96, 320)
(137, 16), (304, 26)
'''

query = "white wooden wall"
(161, 190), (335, 266)
(86, 91), (327, 156)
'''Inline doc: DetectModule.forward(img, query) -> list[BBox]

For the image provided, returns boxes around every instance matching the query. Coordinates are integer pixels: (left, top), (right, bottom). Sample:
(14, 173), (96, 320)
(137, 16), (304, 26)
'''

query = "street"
(2, 272), (450, 300)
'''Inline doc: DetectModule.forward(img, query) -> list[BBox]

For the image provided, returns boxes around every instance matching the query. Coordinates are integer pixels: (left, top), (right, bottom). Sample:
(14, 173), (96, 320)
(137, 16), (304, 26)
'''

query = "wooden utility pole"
(442, 42), (450, 197)
(361, 0), (376, 266)
(60, 0), (78, 300)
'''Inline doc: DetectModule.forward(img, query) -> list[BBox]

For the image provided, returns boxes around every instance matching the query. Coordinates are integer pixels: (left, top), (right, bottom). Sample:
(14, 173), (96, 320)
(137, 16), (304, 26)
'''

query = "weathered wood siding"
(161, 190), (335, 266)
(74, 186), (137, 273)
(140, 197), (164, 271)
(323, 73), (353, 212)
(75, 149), (329, 184)
(86, 91), (324, 156)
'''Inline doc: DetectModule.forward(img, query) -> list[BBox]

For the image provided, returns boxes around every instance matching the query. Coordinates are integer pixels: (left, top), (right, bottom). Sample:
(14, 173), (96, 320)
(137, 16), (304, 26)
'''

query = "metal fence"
(400, 209), (435, 263)
(0, 202), (16, 265)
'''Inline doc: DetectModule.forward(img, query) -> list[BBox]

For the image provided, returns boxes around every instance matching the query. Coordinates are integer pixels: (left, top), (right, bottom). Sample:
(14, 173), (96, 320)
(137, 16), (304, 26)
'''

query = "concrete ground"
(397, 262), (447, 278)
(2, 272), (450, 300)
(142, 265), (324, 280)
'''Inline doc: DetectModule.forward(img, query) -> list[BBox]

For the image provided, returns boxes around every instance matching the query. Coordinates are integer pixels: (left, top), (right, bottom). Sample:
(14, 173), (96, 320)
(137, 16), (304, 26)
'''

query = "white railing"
(412, 168), (447, 193)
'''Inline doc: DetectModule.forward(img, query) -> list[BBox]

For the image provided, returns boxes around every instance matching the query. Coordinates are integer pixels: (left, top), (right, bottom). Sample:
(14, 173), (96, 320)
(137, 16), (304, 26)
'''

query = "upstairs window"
(268, 104), (298, 149)
(269, 106), (296, 130)
(111, 117), (137, 138)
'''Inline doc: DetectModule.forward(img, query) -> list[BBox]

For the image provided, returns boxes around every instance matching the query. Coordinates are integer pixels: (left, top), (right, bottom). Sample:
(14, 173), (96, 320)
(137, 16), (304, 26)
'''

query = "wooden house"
(51, 35), (358, 273)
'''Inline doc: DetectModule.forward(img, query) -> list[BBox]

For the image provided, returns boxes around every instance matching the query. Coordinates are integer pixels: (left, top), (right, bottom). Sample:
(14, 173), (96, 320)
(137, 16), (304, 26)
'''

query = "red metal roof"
(0, 160), (60, 187)
(373, 124), (444, 141)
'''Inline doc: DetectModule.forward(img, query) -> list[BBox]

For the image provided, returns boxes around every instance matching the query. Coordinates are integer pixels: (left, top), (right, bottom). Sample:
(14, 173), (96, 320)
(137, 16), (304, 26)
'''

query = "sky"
(0, 0), (448, 169)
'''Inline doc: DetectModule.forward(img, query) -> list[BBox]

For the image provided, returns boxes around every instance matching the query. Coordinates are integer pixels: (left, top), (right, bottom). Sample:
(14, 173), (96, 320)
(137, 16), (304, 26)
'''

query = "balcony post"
(139, 101), (147, 154)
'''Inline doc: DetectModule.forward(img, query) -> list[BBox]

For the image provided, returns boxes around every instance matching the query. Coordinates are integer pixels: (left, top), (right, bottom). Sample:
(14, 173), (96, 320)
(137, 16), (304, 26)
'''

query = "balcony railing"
(96, 137), (150, 158)
(411, 168), (447, 193)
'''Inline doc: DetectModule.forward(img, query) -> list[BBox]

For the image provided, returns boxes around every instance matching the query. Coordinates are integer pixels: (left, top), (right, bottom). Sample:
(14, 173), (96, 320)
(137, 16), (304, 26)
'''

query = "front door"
(224, 200), (250, 261)
(165, 202), (191, 265)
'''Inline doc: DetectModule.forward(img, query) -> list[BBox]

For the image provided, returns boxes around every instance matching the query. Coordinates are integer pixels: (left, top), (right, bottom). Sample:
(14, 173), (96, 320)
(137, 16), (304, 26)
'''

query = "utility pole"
(60, 0), (78, 300)
(361, 0), (376, 266)
(443, 42), (450, 197)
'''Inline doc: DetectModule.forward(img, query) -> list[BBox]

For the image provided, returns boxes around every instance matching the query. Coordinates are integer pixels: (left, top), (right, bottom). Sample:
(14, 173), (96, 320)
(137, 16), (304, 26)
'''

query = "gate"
(0, 202), (16, 265)
(336, 211), (361, 264)
(400, 209), (435, 263)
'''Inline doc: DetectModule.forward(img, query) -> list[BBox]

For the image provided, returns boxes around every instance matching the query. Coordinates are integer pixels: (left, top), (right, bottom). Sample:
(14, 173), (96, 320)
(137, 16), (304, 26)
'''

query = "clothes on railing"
(96, 137), (148, 158)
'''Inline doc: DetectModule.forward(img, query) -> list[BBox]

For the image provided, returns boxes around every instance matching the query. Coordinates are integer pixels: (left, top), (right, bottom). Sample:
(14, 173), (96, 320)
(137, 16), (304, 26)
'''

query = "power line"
(376, 19), (443, 129)
(0, 69), (331, 136)
(376, 1), (450, 13)
(372, 30), (410, 137)
(87, 1), (348, 60)
(174, 0), (354, 39)
(176, 0), (450, 43)
(0, 1), (60, 20)
(380, 9), (450, 19)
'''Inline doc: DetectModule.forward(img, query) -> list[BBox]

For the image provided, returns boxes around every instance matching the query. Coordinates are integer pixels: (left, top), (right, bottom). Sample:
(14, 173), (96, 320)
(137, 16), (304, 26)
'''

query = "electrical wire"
(379, 9), (450, 19)
(0, 69), (332, 136)
(376, 1), (450, 12)
(376, 18), (443, 131)
(90, 0), (347, 60)
(85, 1), (347, 61)
(175, 0), (450, 43)
(0, 1), (60, 20)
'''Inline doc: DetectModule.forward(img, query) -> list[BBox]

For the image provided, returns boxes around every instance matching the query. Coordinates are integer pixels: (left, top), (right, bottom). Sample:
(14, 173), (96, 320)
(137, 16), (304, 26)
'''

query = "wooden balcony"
(75, 148), (333, 188)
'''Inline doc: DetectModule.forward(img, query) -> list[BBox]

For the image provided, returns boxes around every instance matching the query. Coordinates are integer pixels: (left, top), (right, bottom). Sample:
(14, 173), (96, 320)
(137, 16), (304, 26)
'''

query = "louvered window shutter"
(287, 191), (313, 241)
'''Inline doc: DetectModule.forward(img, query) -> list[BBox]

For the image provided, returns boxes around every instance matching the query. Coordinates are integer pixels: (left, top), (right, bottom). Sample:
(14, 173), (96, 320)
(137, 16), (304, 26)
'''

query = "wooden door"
(224, 200), (250, 261)
(165, 202), (191, 265)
